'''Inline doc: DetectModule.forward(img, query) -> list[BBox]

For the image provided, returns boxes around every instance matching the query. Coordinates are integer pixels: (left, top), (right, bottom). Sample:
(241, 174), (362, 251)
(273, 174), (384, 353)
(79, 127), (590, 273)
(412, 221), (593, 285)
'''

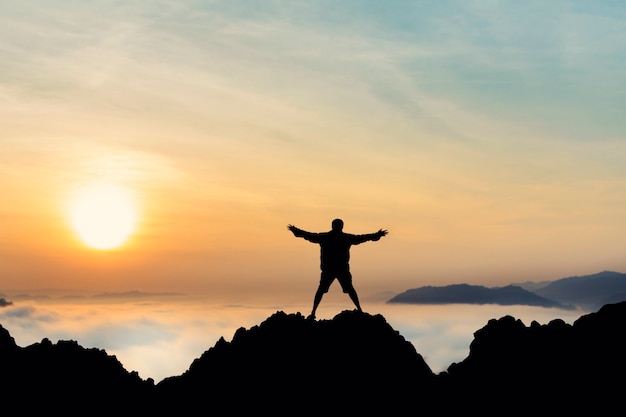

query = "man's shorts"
(319, 269), (353, 293)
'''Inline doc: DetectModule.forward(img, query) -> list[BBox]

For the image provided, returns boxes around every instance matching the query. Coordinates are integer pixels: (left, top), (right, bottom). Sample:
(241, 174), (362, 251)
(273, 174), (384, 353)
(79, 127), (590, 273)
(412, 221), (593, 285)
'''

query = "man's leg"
(347, 287), (362, 312)
(309, 287), (324, 320)
(309, 272), (332, 319)
(339, 271), (362, 312)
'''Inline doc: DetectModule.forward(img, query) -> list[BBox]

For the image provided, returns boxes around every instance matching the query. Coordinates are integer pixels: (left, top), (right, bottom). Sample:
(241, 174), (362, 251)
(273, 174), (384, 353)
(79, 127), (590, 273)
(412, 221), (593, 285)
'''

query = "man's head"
(331, 218), (344, 231)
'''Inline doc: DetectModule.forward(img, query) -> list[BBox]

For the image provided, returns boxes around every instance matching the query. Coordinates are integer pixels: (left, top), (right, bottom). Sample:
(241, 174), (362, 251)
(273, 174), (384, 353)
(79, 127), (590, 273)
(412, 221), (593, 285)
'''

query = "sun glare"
(69, 182), (138, 250)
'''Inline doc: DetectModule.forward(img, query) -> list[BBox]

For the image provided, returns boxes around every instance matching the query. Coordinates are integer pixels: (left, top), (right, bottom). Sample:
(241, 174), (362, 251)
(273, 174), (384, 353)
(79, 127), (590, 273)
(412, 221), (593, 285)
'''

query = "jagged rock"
(0, 333), (154, 413)
(443, 302), (626, 413)
(0, 323), (17, 351)
(155, 310), (435, 413)
(1, 302), (625, 415)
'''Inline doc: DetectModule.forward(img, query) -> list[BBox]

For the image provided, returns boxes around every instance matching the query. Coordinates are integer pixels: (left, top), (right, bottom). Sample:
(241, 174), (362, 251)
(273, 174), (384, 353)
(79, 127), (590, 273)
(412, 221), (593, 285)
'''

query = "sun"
(69, 182), (138, 250)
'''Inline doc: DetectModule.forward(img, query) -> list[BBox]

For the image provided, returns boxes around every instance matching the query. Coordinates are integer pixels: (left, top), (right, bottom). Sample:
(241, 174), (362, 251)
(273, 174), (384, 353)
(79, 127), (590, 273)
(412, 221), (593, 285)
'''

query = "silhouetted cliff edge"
(2, 302), (625, 414)
(0, 327), (153, 413)
(155, 310), (435, 413)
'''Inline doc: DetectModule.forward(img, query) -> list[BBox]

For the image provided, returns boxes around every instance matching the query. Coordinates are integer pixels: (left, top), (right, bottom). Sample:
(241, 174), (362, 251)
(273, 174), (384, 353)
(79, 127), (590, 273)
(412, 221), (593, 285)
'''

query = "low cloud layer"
(0, 294), (586, 382)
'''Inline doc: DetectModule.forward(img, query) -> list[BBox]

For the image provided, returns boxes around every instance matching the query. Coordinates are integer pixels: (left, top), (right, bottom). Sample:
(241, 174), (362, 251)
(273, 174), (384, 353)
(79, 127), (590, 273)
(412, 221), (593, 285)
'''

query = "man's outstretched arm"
(372, 228), (388, 241)
(287, 224), (304, 237)
(287, 224), (321, 242)
(352, 228), (388, 244)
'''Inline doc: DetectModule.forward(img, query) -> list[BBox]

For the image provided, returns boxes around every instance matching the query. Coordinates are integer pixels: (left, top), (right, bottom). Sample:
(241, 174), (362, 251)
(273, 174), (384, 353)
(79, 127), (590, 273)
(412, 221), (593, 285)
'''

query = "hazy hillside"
(387, 283), (569, 308)
(388, 271), (626, 311)
(531, 270), (626, 310)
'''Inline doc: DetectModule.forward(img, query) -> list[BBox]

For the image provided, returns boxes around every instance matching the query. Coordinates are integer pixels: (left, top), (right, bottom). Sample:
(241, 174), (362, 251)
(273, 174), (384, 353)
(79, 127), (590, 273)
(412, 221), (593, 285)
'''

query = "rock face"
(1, 302), (625, 415)
(0, 328), (153, 413)
(442, 302), (626, 413)
(155, 310), (436, 413)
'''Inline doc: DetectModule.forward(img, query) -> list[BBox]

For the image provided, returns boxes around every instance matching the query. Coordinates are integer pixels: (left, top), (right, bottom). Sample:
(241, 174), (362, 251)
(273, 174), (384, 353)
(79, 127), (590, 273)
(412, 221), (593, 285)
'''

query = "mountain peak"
(2, 302), (626, 414)
(155, 309), (435, 413)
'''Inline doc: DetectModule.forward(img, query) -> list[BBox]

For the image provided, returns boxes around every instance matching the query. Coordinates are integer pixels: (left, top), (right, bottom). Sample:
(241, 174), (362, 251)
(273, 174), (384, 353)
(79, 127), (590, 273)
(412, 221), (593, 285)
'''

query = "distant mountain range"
(527, 271), (626, 310)
(388, 270), (626, 311)
(2, 303), (625, 414)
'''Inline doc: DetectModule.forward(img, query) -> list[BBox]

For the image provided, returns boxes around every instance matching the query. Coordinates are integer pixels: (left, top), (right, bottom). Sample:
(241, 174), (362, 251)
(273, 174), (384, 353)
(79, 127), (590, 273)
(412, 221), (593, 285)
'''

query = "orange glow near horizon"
(2, 1), (626, 296)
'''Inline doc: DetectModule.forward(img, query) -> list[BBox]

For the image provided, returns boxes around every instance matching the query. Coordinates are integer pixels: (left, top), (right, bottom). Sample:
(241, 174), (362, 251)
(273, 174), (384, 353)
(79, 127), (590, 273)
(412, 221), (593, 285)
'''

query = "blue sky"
(1, 1), (626, 296)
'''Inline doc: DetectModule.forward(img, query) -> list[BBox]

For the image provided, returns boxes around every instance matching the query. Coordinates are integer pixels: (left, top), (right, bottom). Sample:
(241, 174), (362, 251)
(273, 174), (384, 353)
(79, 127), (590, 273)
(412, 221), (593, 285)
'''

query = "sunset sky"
(3, 0), (626, 301)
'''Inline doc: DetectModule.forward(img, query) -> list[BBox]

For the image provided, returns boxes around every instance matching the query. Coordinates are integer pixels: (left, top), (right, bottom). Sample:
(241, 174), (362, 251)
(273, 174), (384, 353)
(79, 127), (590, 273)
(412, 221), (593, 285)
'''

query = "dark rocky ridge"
(154, 310), (436, 413)
(2, 302), (625, 414)
(0, 326), (153, 413)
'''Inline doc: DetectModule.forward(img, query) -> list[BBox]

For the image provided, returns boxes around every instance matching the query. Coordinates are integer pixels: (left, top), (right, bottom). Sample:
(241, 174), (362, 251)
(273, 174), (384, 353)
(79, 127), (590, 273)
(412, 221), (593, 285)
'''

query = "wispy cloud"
(2, 0), (626, 290)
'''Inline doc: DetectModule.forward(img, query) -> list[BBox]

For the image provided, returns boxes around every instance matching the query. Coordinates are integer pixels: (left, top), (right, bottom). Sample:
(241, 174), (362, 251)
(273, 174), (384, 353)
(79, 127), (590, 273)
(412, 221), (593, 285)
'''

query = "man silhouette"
(287, 219), (388, 320)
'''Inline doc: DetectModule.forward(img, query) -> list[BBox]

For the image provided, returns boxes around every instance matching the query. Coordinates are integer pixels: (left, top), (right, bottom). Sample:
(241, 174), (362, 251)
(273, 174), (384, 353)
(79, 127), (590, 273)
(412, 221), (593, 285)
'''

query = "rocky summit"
(2, 302), (625, 414)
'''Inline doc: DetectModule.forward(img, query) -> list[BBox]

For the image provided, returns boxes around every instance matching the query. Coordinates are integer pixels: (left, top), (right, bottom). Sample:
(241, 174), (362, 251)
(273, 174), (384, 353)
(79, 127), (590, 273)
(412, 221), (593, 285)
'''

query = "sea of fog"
(0, 294), (589, 383)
